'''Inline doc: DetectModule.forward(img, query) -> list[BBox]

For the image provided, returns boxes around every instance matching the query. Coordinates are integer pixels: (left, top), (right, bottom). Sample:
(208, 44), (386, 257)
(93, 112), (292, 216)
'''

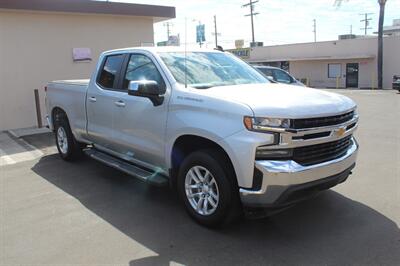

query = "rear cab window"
(97, 54), (125, 89)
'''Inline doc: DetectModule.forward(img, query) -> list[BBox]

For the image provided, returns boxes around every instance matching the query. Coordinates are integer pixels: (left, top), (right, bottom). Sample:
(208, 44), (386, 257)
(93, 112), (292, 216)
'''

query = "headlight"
(244, 116), (290, 132)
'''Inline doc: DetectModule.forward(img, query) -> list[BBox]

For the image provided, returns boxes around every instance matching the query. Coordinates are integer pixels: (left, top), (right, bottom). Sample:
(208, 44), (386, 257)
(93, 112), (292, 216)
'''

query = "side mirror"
(128, 80), (164, 106)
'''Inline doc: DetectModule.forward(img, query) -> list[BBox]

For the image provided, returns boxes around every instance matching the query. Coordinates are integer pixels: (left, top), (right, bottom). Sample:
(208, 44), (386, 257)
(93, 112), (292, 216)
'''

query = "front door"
(112, 52), (169, 171)
(346, 63), (359, 88)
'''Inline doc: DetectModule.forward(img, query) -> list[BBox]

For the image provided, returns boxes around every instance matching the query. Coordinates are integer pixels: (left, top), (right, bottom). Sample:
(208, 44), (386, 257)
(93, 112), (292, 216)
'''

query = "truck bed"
(46, 79), (90, 140)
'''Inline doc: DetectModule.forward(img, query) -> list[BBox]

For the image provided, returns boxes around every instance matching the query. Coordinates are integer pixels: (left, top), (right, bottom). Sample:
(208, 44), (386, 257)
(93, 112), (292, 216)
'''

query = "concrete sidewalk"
(0, 132), (43, 166)
(8, 127), (51, 138)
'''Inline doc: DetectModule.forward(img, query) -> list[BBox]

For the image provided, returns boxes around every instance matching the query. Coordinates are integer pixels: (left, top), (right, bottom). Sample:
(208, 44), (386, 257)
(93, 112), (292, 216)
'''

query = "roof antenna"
(184, 17), (188, 88)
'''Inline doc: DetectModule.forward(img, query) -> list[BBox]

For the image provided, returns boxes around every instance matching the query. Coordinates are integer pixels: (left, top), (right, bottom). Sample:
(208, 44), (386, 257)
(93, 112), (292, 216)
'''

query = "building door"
(346, 63), (359, 88)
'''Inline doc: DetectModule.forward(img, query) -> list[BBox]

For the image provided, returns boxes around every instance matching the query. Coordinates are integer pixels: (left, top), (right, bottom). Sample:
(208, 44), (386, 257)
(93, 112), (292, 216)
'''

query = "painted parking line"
(0, 148), (16, 165)
(0, 132), (43, 166)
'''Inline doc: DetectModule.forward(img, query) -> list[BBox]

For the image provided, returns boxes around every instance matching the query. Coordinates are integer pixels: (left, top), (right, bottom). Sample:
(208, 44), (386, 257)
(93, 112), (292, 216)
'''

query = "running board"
(84, 149), (168, 187)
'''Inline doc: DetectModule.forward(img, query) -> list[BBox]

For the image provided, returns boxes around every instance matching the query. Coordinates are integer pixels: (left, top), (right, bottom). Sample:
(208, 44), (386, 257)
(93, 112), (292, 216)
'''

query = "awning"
(248, 54), (375, 63)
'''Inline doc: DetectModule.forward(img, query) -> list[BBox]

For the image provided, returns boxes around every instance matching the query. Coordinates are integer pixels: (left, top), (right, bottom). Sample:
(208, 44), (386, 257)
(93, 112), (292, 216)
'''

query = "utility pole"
(312, 19), (316, 42)
(360, 13), (373, 35)
(350, 25), (353, 35)
(243, 0), (259, 45)
(163, 21), (173, 39)
(377, 0), (387, 89)
(212, 15), (221, 48)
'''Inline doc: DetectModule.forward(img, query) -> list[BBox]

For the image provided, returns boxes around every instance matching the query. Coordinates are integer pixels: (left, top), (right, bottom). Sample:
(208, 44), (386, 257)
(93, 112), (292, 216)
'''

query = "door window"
(123, 54), (166, 92)
(273, 69), (292, 84)
(97, 54), (125, 89)
(258, 68), (274, 78)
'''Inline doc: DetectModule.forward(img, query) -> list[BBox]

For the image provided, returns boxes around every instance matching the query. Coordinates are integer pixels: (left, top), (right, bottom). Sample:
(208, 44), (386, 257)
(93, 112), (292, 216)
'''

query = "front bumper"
(239, 137), (358, 208)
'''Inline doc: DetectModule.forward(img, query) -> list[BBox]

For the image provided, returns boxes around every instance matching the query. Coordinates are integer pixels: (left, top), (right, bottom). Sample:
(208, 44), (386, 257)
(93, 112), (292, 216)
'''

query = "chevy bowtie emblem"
(335, 127), (346, 137)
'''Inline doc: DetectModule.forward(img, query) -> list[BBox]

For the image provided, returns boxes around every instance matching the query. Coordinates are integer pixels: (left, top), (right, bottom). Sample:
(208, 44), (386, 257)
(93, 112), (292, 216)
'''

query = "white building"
(230, 35), (399, 89)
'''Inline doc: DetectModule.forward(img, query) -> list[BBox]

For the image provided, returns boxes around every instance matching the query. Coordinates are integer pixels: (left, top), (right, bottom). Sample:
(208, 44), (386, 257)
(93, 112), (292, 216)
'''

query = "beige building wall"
(290, 59), (376, 88)
(0, 9), (154, 131)
(249, 36), (400, 89)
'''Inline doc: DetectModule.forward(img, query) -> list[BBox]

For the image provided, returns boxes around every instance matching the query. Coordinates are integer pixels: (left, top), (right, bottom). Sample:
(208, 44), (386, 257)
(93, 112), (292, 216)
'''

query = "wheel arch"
(169, 134), (238, 189)
(51, 106), (69, 129)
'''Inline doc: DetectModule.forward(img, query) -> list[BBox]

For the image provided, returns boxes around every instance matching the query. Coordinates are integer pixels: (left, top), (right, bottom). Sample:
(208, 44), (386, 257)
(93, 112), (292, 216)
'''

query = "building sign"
(72, 48), (92, 61)
(235, 39), (244, 49)
(228, 48), (250, 59)
(196, 24), (205, 44)
(157, 41), (168, 46)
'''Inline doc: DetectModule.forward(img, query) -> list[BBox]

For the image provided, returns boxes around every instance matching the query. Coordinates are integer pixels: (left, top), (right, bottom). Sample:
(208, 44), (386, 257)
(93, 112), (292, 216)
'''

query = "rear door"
(111, 52), (169, 169)
(86, 54), (126, 149)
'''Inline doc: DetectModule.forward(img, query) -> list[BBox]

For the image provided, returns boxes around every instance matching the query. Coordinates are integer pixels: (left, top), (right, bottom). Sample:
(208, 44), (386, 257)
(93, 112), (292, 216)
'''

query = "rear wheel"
(54, 115), (84, 161)
(177, 149), (242, 227)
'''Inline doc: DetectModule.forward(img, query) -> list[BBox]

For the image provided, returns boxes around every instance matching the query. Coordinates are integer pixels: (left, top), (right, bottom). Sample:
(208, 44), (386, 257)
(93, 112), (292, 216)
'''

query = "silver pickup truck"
(45, 47), (359, 227)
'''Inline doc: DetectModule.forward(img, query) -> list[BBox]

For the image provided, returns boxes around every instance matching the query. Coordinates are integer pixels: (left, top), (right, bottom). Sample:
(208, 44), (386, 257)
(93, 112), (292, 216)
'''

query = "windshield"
(159, 52), (269, 89)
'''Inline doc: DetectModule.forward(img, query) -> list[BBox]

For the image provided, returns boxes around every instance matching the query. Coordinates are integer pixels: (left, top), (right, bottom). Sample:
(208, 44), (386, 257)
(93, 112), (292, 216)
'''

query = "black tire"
(54, 115), (83, 161)
(177, 149), (242, 227)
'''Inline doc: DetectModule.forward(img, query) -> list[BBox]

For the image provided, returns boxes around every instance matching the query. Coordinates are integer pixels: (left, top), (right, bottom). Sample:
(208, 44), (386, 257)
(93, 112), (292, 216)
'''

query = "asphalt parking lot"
(1, 89), (399, 265)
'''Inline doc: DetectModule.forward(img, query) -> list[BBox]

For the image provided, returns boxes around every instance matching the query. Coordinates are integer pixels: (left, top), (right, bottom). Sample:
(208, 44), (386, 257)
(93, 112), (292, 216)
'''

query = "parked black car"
(393, 75), (400, 92)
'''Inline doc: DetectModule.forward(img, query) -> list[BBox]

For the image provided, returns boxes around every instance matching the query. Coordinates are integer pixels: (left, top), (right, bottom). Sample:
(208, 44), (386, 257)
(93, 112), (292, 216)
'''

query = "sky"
(111, 0), (400, 48)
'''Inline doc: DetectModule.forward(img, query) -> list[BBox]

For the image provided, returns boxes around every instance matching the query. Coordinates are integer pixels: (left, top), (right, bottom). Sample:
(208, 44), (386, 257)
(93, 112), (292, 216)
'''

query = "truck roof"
(103, 46), (224, 55)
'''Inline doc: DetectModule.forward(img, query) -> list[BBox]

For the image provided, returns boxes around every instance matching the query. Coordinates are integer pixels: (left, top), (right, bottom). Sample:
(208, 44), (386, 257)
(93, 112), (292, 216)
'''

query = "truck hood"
(199, 83), (356, 118)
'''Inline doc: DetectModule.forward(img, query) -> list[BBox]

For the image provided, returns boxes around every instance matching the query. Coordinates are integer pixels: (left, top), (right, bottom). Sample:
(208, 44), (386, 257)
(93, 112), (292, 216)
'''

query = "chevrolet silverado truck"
(45, 47), (359, 227)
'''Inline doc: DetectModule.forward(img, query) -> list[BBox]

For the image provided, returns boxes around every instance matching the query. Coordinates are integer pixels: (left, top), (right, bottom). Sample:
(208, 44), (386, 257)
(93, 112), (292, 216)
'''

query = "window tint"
(273, 69), (292, 84)
(123, 54), (165, 92)
(98, 54), (124, 89)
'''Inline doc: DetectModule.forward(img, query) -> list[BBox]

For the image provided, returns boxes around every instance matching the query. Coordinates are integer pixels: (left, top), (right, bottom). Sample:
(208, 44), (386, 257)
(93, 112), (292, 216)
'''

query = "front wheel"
(177, 150), (242, 227)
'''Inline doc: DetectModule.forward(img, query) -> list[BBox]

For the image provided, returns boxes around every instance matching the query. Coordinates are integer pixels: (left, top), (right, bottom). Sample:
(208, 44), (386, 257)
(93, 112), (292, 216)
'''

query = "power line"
(242, 0), (259, 45)
(360, 13), (373, 35)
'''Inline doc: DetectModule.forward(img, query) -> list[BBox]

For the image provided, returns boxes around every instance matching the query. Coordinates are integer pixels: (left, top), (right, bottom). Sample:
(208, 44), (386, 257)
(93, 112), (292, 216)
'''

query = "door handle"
(115, 100), (126, 107)
(89, 96), (97, 102)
